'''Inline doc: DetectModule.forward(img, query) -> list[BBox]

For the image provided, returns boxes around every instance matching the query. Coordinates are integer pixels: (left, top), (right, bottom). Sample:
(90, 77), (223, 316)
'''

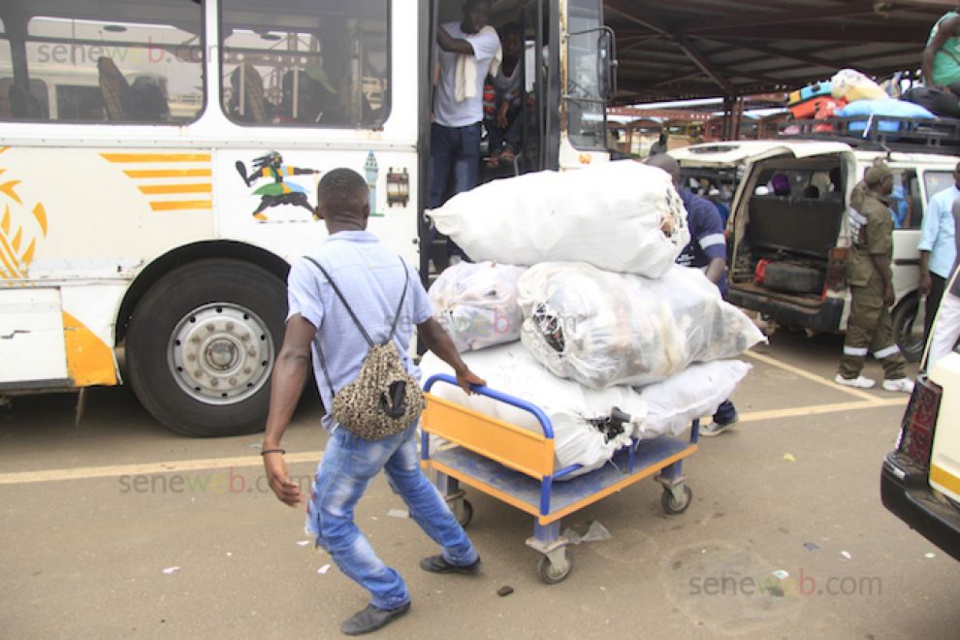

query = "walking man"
(645, 153), (739, 436)
(262, 168), (486, 635)
(835, 161), (914, 393)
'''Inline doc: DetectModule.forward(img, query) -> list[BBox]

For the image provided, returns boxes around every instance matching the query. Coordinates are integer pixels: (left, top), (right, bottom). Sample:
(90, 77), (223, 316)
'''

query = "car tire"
(892, 293), (924, 363)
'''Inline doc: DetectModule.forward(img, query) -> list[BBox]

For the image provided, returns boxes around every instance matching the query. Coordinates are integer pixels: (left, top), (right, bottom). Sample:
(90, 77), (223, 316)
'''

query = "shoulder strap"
(302, 255), (410, 395)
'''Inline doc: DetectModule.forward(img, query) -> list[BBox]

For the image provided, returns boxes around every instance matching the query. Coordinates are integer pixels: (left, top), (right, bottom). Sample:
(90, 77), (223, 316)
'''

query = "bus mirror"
(598, 27), (618, 102)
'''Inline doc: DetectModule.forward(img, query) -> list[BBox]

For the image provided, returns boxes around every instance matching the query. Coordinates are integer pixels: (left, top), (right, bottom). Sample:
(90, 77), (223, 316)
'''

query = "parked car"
(672, 138), (960, 361)
(881, 267), (960, 560)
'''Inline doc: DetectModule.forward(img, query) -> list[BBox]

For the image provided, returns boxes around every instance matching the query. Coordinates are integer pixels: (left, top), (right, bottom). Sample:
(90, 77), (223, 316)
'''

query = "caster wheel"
(455, 499), (473, 528)
(537, 551), (573, 584)
(661, 485), (693, 515)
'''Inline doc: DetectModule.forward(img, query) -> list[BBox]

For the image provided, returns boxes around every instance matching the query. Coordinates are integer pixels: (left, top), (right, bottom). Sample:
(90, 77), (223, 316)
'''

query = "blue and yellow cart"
(421, 373), (699, 584)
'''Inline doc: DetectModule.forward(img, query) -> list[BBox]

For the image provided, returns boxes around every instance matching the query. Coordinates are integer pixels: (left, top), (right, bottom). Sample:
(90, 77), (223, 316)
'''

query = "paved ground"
(2, 328), (959, 639)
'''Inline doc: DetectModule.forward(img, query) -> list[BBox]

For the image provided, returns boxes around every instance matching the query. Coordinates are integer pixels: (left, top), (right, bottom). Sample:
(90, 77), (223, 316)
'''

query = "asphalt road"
(2, 328), (959, 639)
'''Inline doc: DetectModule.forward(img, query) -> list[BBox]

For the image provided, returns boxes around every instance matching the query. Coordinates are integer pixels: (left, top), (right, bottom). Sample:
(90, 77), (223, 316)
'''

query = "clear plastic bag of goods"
(517, 262), (766, 389)
(418, 343), (645, 479)
(830, 69), (888, 102)
(428, 261), (527, 353)
(425, 160), (689, 278)
(634, 360), (752, 439)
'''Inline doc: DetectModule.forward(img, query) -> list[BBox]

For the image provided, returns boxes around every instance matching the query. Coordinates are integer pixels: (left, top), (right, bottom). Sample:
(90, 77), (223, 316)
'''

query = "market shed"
(605, 0), (955, 105)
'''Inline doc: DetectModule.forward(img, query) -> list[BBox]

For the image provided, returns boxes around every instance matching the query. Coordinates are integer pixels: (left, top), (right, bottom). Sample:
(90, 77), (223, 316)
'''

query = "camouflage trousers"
(838, 276), (906, 380)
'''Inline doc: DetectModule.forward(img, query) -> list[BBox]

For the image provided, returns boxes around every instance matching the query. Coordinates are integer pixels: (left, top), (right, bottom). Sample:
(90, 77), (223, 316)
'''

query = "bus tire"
(891, 293), (923, 364)
(125, 258), (286, 437)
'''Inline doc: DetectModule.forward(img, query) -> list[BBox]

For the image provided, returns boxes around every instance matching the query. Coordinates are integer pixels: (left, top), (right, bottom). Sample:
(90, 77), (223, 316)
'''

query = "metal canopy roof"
(605, 0), (956, 105)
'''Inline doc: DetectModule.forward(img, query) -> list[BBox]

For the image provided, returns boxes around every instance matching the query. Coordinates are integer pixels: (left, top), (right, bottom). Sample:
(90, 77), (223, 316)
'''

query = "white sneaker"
(882, 378), (914, 394)
(834, 374), (876, 389)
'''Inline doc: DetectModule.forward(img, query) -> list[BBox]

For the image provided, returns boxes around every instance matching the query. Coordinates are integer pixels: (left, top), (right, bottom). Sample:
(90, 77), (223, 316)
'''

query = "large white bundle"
(518, 262), (765, 389)
(419, 343), (642, 479)
(635, 360), (752, 439)
(426, 161), (689, 278)
(428, 261), (527, 352)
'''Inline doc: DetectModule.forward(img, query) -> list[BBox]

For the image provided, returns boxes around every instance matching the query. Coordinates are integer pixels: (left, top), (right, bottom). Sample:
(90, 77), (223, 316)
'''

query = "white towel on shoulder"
(455, 25), (502, 102)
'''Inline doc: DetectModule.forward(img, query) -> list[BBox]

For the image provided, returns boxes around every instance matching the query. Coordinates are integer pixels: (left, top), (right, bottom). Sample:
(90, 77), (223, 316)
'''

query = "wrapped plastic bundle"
(635, 360), (752, 439)
(426, 160), (689, 278)
(428, 261), (527, 352)
(419, 344), (643, 479)
(517, 262), (765, 389)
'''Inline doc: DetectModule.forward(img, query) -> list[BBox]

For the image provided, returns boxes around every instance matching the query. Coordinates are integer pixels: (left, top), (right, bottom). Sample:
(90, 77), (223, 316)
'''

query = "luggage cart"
(421, 373), (699, 584)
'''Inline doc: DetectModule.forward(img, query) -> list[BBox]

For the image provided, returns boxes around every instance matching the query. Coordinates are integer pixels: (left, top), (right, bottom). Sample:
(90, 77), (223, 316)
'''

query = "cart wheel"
(661, 485), (693, 515)
(455, 499), (474, 528)
(537, 551), (573, 584)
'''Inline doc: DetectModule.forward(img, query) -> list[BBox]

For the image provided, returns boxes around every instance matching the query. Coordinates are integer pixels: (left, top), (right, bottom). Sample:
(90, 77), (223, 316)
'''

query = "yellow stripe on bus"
(124, 169), (213, 178)
(62, 311), (118, 387)
(138, 184), (212, 195)
(149, 200), (213, 211)
(101, 153), (212, 163)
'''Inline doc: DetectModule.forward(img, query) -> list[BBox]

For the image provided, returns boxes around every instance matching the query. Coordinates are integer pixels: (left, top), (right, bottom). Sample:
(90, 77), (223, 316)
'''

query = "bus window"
(0, 0), (204, 124)
(566, 0), (607, 150)
(220, 0), (389, 128)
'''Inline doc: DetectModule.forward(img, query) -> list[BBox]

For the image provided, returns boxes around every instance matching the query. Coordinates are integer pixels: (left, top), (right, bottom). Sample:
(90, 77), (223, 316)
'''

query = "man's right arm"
(437, 26), (476, 56)
(919, 196), (942, 293)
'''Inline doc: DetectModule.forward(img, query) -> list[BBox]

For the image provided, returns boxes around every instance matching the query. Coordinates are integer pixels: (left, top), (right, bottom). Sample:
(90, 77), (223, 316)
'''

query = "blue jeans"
(429, 122), (481, 260)
(306, 422), (477, 610)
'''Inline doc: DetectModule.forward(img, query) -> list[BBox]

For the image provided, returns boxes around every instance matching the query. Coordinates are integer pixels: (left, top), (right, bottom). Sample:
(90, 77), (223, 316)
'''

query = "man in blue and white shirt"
(646, 154), (737, 436)
(919, 162), (960, 341)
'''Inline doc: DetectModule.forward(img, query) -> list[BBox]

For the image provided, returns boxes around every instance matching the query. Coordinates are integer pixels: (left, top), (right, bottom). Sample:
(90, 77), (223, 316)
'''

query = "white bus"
(0, 0), (617, 436)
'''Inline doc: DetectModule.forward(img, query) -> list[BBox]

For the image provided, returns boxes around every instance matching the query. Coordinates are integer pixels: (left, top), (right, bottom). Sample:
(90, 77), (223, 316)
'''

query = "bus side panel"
(0, 145), (216, 388)
(214, 149), (420, 266)
(0, 289), (68, 386)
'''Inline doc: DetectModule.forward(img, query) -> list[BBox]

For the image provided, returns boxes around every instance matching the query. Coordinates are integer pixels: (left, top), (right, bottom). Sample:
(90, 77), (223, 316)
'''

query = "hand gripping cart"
(421, 374), (699, 584)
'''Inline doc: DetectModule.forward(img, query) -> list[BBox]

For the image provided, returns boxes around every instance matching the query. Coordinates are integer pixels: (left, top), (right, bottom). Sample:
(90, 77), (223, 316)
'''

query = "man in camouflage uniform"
(835, 161), (914, 393)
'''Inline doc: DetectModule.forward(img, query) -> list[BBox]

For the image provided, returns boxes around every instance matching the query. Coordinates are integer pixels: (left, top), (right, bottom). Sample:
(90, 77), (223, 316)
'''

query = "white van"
(672, 139), (960, 360)
(881, 267), (960, 560)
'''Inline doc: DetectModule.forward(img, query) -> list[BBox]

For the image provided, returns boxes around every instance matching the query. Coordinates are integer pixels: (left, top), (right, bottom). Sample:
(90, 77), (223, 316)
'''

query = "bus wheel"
(125, 259), (286, 437)
(892, 293), (923, 364)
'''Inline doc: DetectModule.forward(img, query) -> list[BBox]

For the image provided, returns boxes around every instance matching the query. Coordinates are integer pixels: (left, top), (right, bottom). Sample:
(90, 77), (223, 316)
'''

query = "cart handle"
(423, 373), (556, 440)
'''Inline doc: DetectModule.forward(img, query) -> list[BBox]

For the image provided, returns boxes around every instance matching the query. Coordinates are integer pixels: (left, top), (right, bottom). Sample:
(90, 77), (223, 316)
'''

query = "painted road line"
(744, 349), (884, 403)
(737, 398), (906, 423)
(0, 451), (323, 486)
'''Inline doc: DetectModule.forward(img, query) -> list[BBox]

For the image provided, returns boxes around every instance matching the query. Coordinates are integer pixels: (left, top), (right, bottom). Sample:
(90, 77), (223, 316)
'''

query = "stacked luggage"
(421, 161), (764, 479)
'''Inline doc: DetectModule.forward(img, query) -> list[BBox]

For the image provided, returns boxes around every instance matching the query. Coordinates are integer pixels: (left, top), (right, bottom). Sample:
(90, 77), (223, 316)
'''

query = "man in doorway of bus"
(429, 0), (502, 262)
(645, 153), (738, 436)
(926, 197), (960, 369)
(919, 161), (960, 342)
(835, 161), (914, 393)
(922, 5), (960, 99)
(484, 22), (524, 168)
(261, 168), (486, 636)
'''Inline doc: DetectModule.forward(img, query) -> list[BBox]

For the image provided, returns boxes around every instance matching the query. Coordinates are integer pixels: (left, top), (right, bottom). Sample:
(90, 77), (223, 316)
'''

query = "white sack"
(419, 343), (644, 479)
(426, 161), (689, 278)
(635, 360), (752, 439)
(518, 262), (766, 389)
(428, 261), (527, 352)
